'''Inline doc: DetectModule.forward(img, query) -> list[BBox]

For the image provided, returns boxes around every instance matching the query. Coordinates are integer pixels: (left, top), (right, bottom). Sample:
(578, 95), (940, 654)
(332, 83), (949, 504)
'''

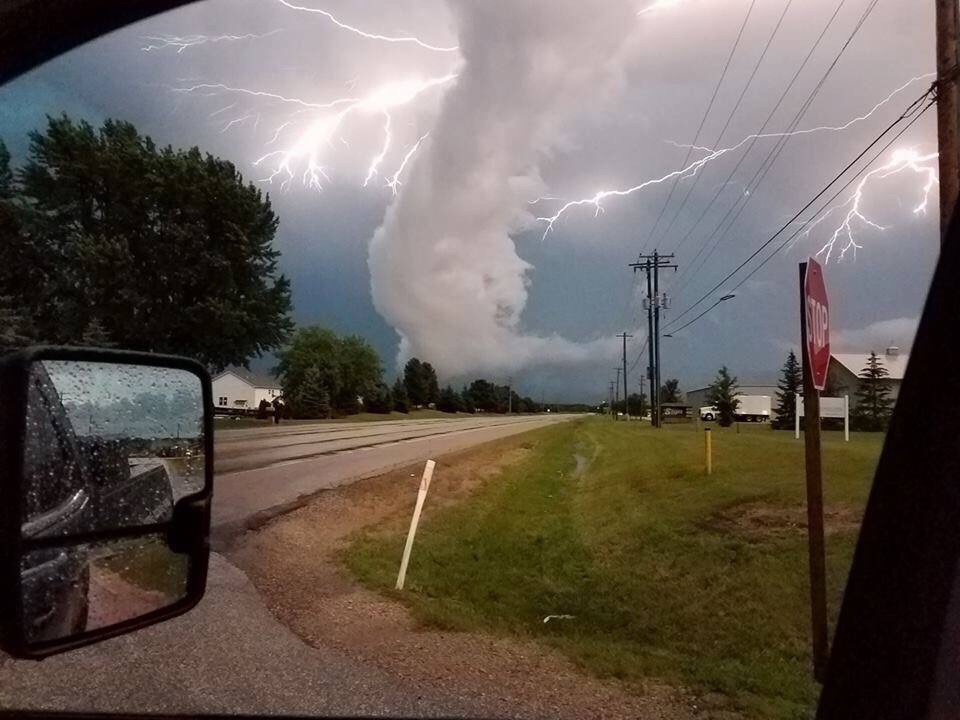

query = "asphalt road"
(0, 413), (579, 716)
(213, 414), (578, 538)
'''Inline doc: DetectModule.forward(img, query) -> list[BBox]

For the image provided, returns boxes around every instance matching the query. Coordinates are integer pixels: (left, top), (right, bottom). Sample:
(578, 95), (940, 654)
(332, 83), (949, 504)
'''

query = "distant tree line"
(0, 117), (293, 367)
(276, 326), (548, 419)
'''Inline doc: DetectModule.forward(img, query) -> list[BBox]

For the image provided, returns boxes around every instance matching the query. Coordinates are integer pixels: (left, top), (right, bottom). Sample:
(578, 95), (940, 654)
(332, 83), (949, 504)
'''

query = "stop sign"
(804, 257), (830, 391)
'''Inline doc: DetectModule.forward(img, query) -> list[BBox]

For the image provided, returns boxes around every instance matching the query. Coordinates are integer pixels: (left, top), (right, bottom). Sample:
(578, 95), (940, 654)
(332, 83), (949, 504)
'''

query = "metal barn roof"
(832, 350), (909, 380)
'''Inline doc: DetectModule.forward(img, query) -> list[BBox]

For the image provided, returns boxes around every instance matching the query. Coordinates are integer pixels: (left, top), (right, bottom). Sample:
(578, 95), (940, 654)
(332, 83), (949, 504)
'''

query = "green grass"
(98, 534), (189, 597)
(214, 408), (458, 430)
(344, 418), (883, 719)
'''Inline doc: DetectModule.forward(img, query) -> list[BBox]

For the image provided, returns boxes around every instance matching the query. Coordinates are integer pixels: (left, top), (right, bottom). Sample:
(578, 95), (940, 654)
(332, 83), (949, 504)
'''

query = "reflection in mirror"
(20, 533), (190, 644)
(21, 360), (204, 538)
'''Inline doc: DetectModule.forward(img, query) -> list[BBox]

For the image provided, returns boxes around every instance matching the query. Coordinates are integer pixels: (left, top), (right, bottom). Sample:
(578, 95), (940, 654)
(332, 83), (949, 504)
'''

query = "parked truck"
(699, 394), (772, 422)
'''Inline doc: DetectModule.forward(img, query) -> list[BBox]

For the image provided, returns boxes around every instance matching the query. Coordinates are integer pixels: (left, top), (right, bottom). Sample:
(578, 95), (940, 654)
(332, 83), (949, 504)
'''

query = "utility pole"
(613, 367), (621, 419)
(937, 0), (960, 243)
(617, 332), (633, 419)
(608, 381), (616, 419)
(629, 252), (677, 427)
(507, 376), (513, 414)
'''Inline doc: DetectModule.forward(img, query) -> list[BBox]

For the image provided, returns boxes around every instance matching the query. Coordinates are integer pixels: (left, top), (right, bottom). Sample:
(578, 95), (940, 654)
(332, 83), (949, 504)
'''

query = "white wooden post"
(795, 392), (801, 440)
(396, 460), (436, 591)
(844, 394), (850, 442)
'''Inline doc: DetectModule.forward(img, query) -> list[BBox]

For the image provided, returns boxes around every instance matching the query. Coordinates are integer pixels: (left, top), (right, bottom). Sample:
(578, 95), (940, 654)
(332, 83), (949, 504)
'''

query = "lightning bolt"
(532, 74), (934, 241)
(178, 74), (456, 192)
(637, 0), (683, 15)
(386, 133), (429, 195)
(141, 31), (282, 53)
(275, 0), (458, 53)
(803, 148), (938, 263)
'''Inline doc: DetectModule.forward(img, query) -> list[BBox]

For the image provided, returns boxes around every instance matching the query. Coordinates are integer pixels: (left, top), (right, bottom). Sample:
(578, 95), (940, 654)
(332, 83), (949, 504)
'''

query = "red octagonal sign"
(804, 257), (830, 392)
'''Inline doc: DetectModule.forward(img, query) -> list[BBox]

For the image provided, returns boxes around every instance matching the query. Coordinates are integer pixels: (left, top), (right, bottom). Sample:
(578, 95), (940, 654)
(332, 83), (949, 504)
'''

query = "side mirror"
(0, 347), (212, 659)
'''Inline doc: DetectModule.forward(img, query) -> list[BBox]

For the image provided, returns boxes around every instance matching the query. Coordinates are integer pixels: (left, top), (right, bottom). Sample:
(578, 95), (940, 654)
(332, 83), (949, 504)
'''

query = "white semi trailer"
(699, 394), (772, 422)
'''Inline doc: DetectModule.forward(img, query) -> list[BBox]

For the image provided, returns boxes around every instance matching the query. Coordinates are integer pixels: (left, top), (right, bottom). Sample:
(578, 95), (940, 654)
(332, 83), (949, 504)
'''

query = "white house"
(211, 367), (283, 411)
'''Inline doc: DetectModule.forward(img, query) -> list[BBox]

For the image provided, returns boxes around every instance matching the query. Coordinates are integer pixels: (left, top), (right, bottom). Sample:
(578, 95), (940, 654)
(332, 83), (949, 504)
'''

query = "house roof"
(213, 366), (282, 390)
(832, 352), (909, 380)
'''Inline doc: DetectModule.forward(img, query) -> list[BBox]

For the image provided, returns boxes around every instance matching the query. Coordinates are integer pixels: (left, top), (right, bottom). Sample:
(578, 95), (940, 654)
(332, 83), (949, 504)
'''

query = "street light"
(663, 293), (736, 339)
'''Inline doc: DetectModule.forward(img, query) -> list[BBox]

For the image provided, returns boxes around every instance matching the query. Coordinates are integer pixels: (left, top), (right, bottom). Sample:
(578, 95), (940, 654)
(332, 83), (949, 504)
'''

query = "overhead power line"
(664, 0), (849, 258)
(662, 87), (933, 334)
(642, 0), (759, 252)
(669, 0), (881, 296)
(656, 0), (796, 251)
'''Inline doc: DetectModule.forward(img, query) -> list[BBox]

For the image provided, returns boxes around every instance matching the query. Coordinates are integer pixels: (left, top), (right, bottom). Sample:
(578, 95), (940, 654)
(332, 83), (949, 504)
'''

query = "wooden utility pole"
(618, 332), (633, 419)
(799, 262), (829, 683)
(937, 0), (960, 242)
(630, 253), (677, 427)
(613, 367), (621, 419)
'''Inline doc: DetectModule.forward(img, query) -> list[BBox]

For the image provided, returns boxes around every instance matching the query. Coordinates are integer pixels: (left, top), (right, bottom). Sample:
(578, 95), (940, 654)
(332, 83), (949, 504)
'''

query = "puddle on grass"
(573, 454), (588, 478)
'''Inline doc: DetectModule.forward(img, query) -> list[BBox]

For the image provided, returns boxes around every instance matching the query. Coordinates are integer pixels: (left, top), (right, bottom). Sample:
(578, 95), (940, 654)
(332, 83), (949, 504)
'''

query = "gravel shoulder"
(229, 432), (700, 720)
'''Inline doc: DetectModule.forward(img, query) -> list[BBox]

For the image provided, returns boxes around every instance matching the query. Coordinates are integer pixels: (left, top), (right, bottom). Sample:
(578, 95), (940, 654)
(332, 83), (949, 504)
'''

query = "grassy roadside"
(344, 418), (882, 719)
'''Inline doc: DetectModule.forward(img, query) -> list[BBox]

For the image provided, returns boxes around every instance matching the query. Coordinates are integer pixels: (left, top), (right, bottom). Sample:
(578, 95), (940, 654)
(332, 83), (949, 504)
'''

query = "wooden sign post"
(800, 259), (830, 682)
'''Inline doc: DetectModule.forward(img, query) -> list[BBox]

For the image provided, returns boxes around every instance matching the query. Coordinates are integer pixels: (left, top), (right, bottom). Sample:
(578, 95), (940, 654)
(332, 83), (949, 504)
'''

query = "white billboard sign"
(796, 393), (849, 442)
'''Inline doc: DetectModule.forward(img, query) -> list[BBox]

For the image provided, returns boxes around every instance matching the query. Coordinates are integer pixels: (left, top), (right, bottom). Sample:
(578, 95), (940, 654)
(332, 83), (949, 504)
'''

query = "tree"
(0, 296), (31, 355)
(422, 362), (440, 406)
(660, 379), (680, 404)
(276, 327), (341, 417)
(626, 392), (647, 417)
(3, 116), (292, 369)
(460, 385), (476, 414)
(276, 327), (384, 417)
(80, 317), (116, 348)
(365, 381), (393, 414)
(295, 366), (332, 419)
(774, 350), (802, 429)
(436, 385), (462, 413)
(403, 358), (427, 406)
(336, 335), (382, 413)
(0, 141), (12, 197)
(467, 379), (498, 412)
(853, 352), (894, 431)
(707, 366), (740, 427)
(392, 377), (410, 413)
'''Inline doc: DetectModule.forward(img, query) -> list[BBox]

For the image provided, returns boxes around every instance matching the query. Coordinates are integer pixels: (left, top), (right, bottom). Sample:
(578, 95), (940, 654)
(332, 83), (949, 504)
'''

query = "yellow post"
(705, 428), (712, 475)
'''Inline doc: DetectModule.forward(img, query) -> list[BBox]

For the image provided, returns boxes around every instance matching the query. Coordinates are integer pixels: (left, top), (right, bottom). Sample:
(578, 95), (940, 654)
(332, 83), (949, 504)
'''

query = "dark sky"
(0, 0), (938, 403)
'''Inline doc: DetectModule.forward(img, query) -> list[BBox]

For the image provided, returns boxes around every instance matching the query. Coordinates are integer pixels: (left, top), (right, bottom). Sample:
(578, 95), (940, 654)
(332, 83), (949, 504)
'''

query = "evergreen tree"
(296, 366), (331, 419)
(436, 385), (462, 413)
(80, 317), (116, 348)
(853, 352), (894, 431)
(460, 385), (476, 414)
(660, 379), (680, 404)
(774, 350), (802, 429)
(626, 392), (647, 417)
(365, 381), (393, 414)
(422, 362), (440, 406)
(0, 141), (12, 197)
(403, 358), (427, 406)
(392, 377), (410, 413)
(707, 366), (741, 427)
(0, 296), (31, 354)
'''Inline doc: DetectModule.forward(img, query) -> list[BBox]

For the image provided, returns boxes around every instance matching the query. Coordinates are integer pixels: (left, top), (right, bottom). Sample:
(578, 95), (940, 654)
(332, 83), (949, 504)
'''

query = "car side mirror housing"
(0, 347), (212, 659)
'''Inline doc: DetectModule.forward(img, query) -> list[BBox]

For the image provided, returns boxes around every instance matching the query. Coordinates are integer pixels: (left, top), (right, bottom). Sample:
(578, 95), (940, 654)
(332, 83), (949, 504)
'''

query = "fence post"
(844, 394), (850, 442)
(795, 392), (801, 440)
(705, 428), (712, 475)
(396, 459), (436, 591)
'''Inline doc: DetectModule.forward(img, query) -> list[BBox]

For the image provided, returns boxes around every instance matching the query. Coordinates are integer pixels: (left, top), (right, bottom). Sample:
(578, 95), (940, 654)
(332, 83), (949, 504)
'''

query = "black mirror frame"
(0, 346), (213, 659)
